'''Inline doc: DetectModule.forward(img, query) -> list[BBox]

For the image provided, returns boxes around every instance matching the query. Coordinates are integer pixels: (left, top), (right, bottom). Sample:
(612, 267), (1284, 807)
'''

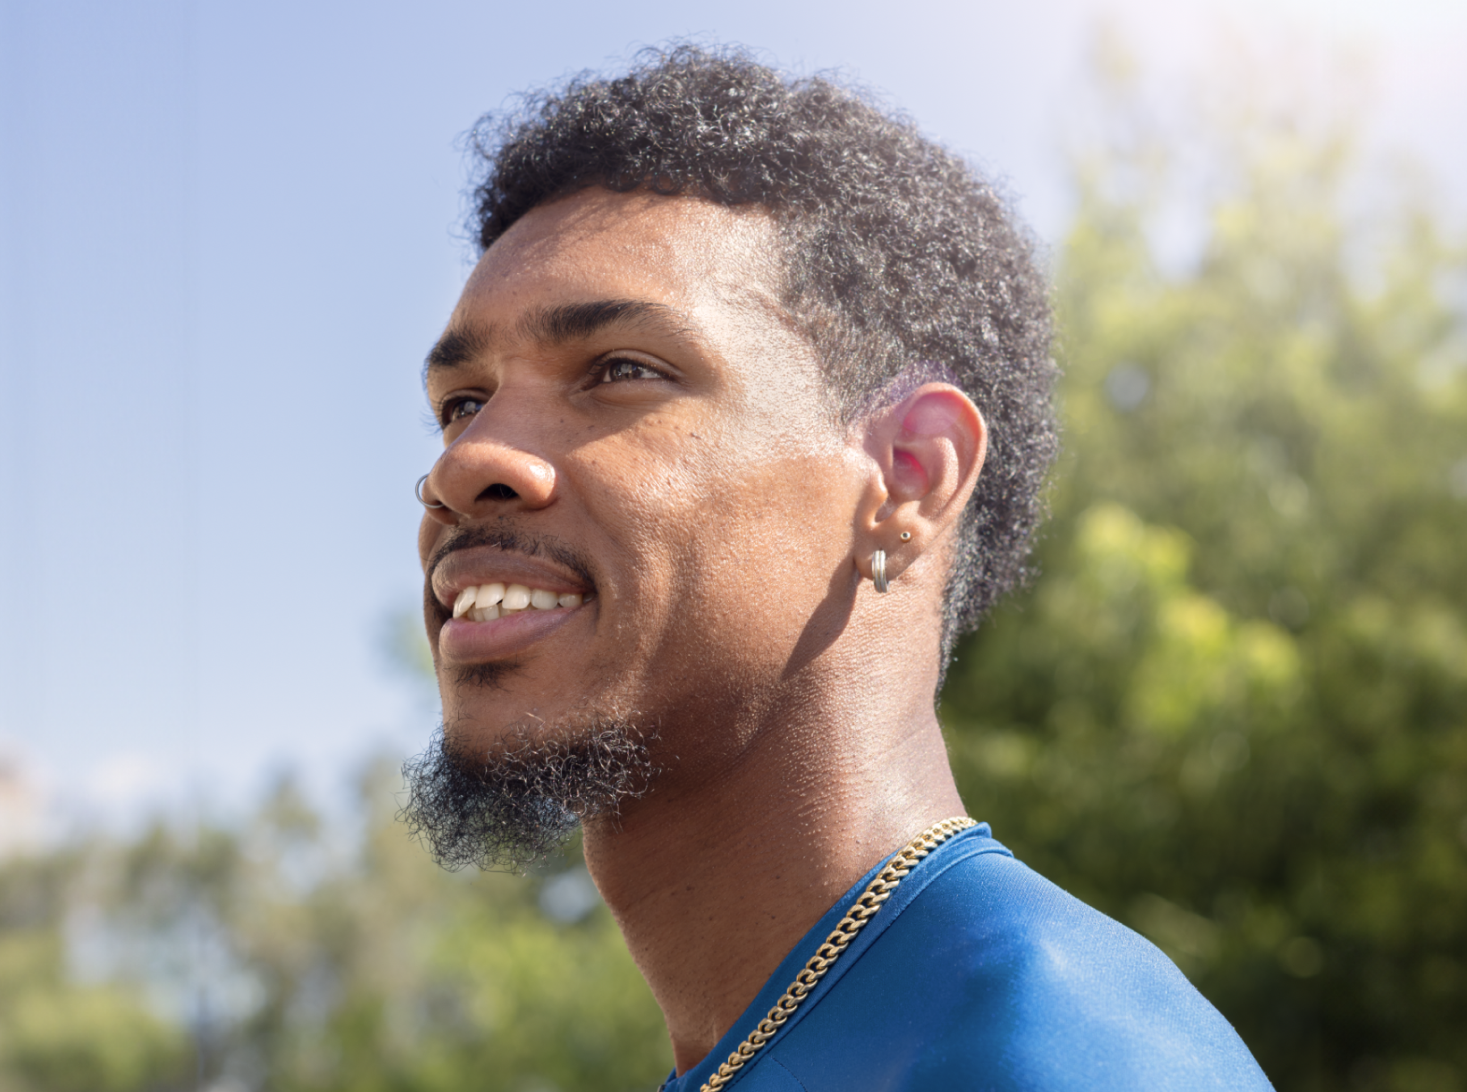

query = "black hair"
(402, 722), (654, 872)
(467, 45), (1058, 665)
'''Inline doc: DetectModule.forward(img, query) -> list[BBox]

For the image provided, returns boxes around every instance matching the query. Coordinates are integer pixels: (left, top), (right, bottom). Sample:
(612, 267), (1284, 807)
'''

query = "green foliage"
(0, 765), (670, 1092)
(248, 766), (669, 1092)
(944, 51), (1467, 1092)
(0, 855), (189, 1092)
(1, 44), (1463, 1092)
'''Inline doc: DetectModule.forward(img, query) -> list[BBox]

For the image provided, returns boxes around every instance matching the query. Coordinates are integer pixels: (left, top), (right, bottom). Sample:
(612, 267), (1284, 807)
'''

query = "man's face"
(420, 188), (868, 772)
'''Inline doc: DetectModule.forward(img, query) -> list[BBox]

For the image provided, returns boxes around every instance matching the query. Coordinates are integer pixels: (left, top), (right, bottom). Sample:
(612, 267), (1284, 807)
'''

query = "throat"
(586, 805), (860, 1075)
(581, 765), (965, 1076)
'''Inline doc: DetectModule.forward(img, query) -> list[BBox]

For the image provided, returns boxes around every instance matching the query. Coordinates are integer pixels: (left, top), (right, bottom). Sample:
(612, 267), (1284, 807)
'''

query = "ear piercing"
(872, 549), (890, 593)
(415, 475), (446, 510)
(872, 533), (910, 591)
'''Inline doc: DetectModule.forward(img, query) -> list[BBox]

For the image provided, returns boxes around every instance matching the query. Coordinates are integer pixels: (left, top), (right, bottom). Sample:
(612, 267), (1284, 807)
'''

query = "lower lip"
(437, 604), (584, 663)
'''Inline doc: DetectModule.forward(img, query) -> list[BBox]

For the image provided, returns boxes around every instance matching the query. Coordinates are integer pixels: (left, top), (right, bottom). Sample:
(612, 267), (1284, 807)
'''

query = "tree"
(0, 848), (190, 1091)
(3, 38), (1462, 1092)
(943, 39), (1467, 1092)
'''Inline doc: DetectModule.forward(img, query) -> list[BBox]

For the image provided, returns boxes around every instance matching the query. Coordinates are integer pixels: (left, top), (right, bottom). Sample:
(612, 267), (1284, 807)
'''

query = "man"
(404, 46), (1272, 1091)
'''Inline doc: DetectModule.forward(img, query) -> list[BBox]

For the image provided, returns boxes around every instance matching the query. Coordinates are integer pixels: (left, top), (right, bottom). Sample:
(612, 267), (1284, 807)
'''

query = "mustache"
(425, 521), (598, 593)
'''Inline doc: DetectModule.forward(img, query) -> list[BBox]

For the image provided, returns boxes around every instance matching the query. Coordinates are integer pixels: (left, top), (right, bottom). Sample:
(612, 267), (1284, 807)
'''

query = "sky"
(1, 0), (1464, 829)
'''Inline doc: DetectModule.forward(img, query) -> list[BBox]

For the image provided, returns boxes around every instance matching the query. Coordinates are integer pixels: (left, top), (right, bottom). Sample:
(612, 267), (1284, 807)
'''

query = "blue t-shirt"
(663, 824), (1273, 1091)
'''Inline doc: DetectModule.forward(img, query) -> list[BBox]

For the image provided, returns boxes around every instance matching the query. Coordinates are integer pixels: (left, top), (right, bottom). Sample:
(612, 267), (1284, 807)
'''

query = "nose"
(420, 400), (557, 525)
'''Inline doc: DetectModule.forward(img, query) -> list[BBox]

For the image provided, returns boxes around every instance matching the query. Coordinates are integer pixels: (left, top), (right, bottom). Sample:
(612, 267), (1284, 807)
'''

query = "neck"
(581, 692), (964, 1076)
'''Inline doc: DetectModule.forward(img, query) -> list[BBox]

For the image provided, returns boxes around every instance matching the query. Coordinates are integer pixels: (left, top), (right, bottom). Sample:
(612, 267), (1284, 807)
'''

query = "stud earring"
(899, 531), (911, 542)
(872, 549), (890, 593)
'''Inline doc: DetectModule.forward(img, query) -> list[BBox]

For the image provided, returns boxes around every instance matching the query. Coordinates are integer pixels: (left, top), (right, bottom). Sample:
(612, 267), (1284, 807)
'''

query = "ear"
(855, 384), (987, 584)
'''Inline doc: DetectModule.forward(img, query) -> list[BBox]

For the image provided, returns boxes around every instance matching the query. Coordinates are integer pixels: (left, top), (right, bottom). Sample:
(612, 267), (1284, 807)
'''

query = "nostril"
(482, 483), (518, 501)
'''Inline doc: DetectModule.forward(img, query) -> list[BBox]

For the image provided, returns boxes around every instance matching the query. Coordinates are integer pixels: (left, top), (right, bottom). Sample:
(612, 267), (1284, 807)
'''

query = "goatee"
(399, 717), (657, 872)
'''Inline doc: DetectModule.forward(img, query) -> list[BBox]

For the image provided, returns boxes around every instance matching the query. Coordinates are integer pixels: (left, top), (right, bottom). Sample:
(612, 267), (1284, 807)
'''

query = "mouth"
(430, 551), (596, 666)
(450, 582), (584, 622)
(435, 584), (591, 665)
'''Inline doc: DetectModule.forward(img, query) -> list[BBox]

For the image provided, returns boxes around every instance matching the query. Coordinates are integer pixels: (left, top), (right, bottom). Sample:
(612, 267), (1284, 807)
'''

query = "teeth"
(452, 582), (585, 620)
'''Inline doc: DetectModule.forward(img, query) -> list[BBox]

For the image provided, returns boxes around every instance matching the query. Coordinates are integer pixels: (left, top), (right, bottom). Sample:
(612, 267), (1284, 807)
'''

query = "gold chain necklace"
(698, 816), (977, 1092)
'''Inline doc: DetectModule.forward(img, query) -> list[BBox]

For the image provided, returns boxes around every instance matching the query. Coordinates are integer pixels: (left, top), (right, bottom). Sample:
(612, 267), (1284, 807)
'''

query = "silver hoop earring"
(415, 475), (446, 510)
(872, 549), (889, 594)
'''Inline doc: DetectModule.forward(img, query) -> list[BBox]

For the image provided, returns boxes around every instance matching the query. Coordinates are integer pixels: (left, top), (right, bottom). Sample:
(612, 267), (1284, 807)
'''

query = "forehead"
(450, 187), (791, 346)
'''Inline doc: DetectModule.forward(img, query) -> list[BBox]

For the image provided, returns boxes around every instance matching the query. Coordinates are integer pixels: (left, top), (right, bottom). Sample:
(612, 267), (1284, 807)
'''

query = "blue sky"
(2, 0), (1463, 825)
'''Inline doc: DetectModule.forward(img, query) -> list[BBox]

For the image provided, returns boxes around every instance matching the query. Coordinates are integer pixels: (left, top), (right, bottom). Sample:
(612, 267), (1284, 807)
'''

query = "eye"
(439, 395), (485, 428)
(597, 356), (668, 384)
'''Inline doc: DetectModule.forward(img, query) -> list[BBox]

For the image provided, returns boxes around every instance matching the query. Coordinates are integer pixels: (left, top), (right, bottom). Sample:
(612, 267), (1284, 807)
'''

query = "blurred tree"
(0, 850), (190, 1091)
(243, 763), (670, 1092)
(0, 766), (671, 1092)
(1, 36), (1463, 1092)
(943, 36), (1467, 1092)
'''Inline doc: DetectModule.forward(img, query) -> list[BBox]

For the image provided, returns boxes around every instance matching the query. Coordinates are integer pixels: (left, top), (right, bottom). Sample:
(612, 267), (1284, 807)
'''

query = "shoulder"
(901, 848), (1272, 1090)
(757, 837), (1274, 1092)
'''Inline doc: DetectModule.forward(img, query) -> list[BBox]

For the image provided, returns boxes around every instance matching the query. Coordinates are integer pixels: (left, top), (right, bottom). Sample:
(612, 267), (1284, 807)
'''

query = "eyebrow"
(423, 299), (688, 377)
(424, 325), (491, 374)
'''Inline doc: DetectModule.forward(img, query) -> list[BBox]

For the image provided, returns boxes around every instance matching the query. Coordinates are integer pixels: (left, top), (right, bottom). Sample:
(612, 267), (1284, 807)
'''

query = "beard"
(399, 715), (657, 873)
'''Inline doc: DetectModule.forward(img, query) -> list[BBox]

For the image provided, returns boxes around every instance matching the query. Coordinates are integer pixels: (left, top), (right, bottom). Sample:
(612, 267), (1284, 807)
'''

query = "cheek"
(588, 420), (830, 558)
(593, 430), (857, 658)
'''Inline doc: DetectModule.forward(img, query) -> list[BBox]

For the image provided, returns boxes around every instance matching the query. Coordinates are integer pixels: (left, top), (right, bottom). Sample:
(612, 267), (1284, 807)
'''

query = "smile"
(452, 582), (585, 622)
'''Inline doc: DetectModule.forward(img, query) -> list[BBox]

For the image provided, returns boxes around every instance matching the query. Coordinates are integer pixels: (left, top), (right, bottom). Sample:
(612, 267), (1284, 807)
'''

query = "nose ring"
(415, 475), (446, 510)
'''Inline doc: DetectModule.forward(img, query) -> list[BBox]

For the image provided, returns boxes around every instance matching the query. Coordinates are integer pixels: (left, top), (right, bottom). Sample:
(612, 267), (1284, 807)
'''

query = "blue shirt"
(663, 824), (1273, 1091)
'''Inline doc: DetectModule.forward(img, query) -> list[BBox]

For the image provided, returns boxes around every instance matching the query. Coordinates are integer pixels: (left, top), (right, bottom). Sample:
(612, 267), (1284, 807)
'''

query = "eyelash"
(436, 396), (484, 429)
(594, 355), (669, 384)
(434, 355), (669, 428)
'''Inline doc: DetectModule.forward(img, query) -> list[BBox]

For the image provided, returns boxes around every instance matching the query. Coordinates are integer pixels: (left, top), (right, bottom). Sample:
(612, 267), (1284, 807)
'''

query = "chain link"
(698, 816), (976, 1092)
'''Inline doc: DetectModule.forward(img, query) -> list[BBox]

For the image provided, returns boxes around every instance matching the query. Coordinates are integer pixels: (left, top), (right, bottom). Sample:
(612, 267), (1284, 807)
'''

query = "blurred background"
(1, 0), (1464, 1089)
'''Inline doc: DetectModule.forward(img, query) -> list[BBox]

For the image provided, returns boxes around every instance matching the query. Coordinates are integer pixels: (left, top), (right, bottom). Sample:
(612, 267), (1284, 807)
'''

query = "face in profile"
(418, 187), (871, 780)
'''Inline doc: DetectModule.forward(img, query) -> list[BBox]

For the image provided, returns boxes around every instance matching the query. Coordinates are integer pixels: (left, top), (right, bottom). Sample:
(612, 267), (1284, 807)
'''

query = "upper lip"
(429, 545), (593, 613)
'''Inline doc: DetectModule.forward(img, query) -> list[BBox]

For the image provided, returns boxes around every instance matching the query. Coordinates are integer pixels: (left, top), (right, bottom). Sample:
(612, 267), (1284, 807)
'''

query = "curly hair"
(467, 45), (1058, 666)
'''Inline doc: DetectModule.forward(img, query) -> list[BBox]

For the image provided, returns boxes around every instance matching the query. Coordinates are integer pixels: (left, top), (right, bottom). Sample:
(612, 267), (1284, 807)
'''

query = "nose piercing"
(415, 475), (446, 510)
(872, 549), (889, 593)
